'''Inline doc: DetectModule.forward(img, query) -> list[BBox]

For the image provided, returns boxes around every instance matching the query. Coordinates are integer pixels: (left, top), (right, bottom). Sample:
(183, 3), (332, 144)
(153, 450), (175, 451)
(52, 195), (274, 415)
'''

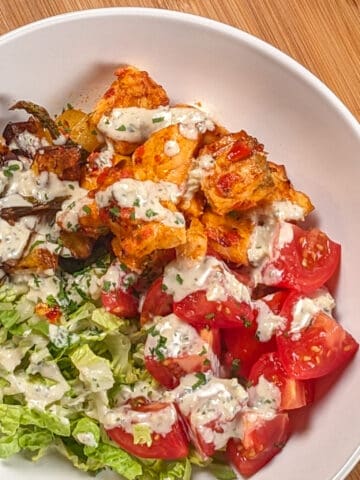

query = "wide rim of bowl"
(0, 7), (359, 479)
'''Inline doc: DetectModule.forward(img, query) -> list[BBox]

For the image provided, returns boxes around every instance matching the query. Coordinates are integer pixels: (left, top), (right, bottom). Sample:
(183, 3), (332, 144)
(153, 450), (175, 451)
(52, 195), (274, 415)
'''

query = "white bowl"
(0, 8), (359, 480)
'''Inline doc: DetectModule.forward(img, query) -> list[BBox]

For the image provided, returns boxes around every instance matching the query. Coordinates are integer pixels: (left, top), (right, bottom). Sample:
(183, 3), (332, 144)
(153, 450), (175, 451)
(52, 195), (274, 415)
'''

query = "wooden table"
(0, 0), (359, 478)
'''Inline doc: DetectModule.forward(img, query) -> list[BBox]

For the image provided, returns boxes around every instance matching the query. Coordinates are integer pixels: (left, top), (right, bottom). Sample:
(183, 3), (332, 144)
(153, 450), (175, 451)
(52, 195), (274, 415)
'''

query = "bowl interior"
(0, 8), (359, 480)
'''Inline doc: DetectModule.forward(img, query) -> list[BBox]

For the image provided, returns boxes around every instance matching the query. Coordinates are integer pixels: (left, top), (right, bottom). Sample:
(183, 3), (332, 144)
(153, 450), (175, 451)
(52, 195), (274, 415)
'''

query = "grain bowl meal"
(0, 66), (357, 479)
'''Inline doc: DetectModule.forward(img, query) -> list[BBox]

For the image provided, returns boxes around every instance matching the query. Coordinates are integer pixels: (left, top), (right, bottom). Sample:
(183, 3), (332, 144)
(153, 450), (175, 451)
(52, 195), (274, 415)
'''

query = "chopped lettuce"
(70, 344), (114, 392)
(72, 417), (100, 447)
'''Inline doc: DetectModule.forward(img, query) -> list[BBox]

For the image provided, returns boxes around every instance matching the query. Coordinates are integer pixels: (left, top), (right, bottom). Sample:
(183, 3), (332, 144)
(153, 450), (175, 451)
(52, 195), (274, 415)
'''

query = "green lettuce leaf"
(0, 434), (20, 458)
(18, 427), (53, 452)
(72, 417), (100, 447)
(21, 408), (70, 436)
(0, 404), (21, 435)
(84, 442), (142, 480)
(70, 344), (114, 392)
(140, 458), (192, 480)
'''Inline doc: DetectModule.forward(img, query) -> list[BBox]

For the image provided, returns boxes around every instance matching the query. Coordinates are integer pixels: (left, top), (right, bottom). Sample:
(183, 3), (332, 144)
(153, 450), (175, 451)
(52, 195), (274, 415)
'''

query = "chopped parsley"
(145, 209), (158, 218)
(130, 211), (136, 221)
(109, 206), (120, 218)
(152, 116), (164, 124)
(150, 335), (167, 361)
(46, 295), (58, 307)
(133, 198), (140, 207)
(192, 372), (207, 390)
(161, 283), (168, 292)
(66, 102), (74, 110)
(82, 205), (91, 215)
(68, 184), (75, 190)
(116, 124), (127, 132)
(29, 239), (45, 253)
(199, 346), (207, 356)
(230, 358), (240, 376)
(3, 163), (20, 178)
(176, 274), (183, 285)
(102, 280), (111, 292)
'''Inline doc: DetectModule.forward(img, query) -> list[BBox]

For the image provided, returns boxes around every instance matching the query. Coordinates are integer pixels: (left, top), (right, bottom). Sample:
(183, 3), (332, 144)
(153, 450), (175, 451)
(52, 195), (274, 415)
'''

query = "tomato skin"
(106, 402), (189, 460)
(101, 289), (138, 318)
(174, 290), (254, 329)
(145, 354), (213, 389)
(227, 413), (290, 477)
(140, 277), (173, 325)
(248, 352), (310, 410)
(145, 327), (220, 389)
(223, 323), (276, 378)
(262, 224), (341, 295)
(277, 292), (359, 380)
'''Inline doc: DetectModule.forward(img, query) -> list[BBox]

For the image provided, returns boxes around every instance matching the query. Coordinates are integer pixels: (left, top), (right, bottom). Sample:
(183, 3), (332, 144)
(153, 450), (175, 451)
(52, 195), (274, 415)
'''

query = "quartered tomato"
(140, 277), (173, 325)
(277, 292), (359, 379)
(249, 352), (313, 410)
(174, 290), (254, 329)
(101, 261), (139, 318)
(107, 402), (189, 460)
(144, 319), (219, 389)
(262, 224), (341, 295)
(223, 321), (276, 378)
(227, 412), (290, 477)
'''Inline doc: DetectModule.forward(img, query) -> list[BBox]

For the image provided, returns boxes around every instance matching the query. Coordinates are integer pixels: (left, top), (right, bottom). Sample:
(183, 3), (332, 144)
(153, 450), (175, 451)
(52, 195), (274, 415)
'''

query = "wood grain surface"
(0, 0), (359, 479)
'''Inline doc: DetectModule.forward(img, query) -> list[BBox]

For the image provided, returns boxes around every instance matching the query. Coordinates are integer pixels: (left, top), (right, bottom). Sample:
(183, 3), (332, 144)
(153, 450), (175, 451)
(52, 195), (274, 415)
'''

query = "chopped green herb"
(133, 198), (140, 207)
(145, 209), (158, 218)
(103, 280), (111, 293)
(152, 116), (164, 124)
(230, 358), (240, 376)
(67, 201), (75, 210)
(116, 124), (127, 132)
(176, 274), (183, 285)
(91, 129), (97, 135)
(130, 211), (136, 221)
(203, 358), (211, 366)
(109, 206), (120, 218)
(29, 239), (45, 253)
(123, 275), (136, 288)
(82, 205), (91, 215)
(242, 318), (252, 328)
(150, 335), (167, 361)
(3, 164), (20, 178)
(199, 346), (207, 356)
(68, 184), (75, 190)
(119, 263), (128, 272)
(105, 118), (110, 125)
(192, 372), (207, 390)
(161, 283), (168, 292)
(46, 295), (58, 307)
(66, 103), (74, 110)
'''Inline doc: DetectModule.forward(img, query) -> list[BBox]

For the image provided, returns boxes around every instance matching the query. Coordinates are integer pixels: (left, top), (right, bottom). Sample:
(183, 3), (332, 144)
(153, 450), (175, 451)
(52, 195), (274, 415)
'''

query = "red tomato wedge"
(140, 277), (173, 325)
(249, 352), (312, 410)
(227, 412), (290, 477)
(277, 292), (359, 380)
(174, 290), (254, 329)
(101, 288), (138, 318)
(223, 322), (276, 378)
(262, 224), (341, 295)
(106, 402), (189, 459)
(145, 323), (219, 389)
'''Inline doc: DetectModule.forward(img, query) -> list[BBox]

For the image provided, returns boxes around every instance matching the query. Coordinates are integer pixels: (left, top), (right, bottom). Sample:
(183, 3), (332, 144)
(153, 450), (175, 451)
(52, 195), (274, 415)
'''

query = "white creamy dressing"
(144, 314), (218, 372)
(248, 375), (281, 418)
(101, 260), (138, 294)
(163, 255), (251, 303)
(0, 342), (28, 372)
(103, 402), (178, 436)
(289, 289), (336, 338)
(115, 381), (164, 406)
(49, 324), (79, 349)
(163, 140), (180, 157)
(247, 223), (276, 267)
(74, 432), (98, 447)
(182, 153), (215, 205)
(4, 349), (70, 410)
(95, 178), (185, 228)
(97, 106), (215, 143)
(271, 200), (305, 222)
(0, 217), (35, 262)
(170, 374), (248, 451)
(11, 273), (60, 304)
(6, 170), (69, 204)
(254, 297), (286, 342)
(94, 140), (115, 169)
(55, 184), (90, 232)
(9, 130), (49, 157)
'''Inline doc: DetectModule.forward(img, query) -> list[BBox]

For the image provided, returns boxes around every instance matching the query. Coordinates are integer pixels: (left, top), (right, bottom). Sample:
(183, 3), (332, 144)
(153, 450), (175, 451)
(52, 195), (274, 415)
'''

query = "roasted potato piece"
(265, 162), (314, 216)
(202, 131), (273, 215)
(32, 145), (83, 181)
(91, 66), (169, 155)
(202, 209), (253, 266)
(56, 109), (101, 152)
(177, 218), (207, 261)
(132, 124), (199, 185)
(59, 231), (95, 259)
(178, 191), (206, 218)
(13, 247), (58, 273)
